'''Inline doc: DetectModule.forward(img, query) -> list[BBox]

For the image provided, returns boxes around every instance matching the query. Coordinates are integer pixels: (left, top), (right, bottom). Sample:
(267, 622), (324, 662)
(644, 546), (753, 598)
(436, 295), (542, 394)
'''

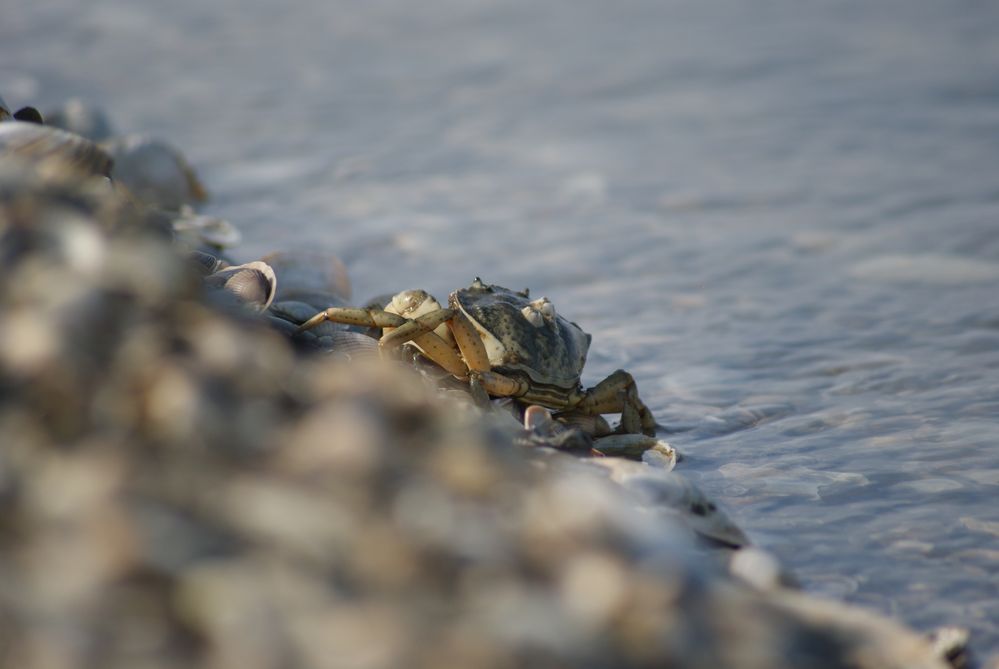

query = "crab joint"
(477, 371), (529, 398)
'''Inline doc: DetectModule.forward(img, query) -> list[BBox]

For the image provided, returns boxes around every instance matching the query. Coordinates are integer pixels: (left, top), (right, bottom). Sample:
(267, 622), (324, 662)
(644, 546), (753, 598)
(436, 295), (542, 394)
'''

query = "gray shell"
(451, 278), (590, 389)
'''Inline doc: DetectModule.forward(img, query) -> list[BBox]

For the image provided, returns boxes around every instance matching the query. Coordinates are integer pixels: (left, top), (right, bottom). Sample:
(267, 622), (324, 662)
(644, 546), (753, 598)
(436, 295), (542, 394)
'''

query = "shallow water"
(5, 0), (999, 654)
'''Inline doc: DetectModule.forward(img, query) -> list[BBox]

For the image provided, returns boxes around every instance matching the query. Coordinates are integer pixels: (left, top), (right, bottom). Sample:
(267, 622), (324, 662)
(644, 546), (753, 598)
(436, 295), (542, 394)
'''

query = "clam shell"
(317, 330), (380, 360)
(0, 121), (112, 177)
(102, 134), (208, 209)
(204, 261), (277, 312)
(261, 250), (351, 303)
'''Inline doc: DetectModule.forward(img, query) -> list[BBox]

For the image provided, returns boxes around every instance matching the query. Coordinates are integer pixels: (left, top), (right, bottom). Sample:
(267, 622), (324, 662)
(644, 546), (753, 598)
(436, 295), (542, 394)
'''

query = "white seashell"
(204, 261), (277, 312)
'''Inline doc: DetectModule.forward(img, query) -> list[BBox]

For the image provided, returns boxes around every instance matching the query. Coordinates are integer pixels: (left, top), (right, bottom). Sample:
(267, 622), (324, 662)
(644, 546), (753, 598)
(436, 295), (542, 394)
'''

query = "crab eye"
(521, 306), (544, 327)
(530, 297), (556, 320)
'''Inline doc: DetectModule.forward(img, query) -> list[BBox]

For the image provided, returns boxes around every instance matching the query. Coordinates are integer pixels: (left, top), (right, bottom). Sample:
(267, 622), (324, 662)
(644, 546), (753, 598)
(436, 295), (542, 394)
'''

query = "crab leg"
(376, 309), (470, 379)
(446, 311), (534, 401)
(571, 369), (657, 436)
(296, 306), (468, 378)
(405, 332), (470, 379)
(296, 307), (407, 333)
(446, 310), (490, 372)
(379, 308), (455, 349)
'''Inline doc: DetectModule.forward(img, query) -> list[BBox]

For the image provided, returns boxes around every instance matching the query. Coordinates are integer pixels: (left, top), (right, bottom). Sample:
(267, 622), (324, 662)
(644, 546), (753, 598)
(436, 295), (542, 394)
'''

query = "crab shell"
(450, 279), (591, 397)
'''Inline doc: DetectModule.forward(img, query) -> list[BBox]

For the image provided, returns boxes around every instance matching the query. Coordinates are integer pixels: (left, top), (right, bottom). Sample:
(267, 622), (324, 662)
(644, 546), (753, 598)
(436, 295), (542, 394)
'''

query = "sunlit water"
(5, 0), (999, 654)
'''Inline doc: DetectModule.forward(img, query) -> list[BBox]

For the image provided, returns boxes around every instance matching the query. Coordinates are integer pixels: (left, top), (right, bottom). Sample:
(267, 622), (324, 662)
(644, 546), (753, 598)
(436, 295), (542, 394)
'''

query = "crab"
(296, 278), (657, 436)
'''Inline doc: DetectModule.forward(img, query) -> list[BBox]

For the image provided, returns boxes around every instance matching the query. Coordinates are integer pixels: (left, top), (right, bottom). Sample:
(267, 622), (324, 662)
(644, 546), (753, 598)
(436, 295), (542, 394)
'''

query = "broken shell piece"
(641, 441), (679, 471)
(524, 404), (555, 432)
(204, 261), (277, 313)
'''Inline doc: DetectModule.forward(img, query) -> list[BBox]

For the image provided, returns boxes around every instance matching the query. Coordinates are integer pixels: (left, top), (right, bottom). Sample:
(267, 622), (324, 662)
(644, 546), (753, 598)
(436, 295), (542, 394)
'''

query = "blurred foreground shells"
(0, 120), (112, 178)
(0, 103), (969, 669)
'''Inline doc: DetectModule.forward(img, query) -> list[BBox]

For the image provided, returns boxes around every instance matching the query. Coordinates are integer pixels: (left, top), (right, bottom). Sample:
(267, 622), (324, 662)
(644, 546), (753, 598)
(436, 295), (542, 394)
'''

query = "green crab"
(297, 278), (656, 436)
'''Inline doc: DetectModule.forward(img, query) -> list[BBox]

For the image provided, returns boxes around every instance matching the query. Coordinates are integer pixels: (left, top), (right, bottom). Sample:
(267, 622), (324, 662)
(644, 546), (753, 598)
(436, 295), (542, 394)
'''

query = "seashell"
(0, 121), (112, 177)
(172, 207), (242, 249)
(12, 106), (43, 124)
(0, 94), (9, 120)
(204, 261), (276, 313)
(270, 299), (342, 327)
(43, 98), (114, 142)
(261, 250), (351, 303)
(101, 134), (208, 209)
(317, 330), (380, 360)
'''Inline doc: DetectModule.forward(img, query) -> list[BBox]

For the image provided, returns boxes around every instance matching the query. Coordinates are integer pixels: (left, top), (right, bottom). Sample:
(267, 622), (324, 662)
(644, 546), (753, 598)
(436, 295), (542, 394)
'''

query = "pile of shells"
(0, 97), (972, 669)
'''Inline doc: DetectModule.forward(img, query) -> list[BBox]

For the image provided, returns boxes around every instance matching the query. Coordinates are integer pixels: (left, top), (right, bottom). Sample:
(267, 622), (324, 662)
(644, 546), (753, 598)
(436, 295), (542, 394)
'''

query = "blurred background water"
(4, 0), (998, 654)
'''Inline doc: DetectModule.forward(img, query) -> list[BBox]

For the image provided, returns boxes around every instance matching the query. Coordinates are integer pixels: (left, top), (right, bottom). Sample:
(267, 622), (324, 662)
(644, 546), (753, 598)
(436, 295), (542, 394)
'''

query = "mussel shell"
(269, 299), (335, 326)
(0, 121), (112, 177)
(261, 250), (351, 303)
(12, 107), (43, 124)
(102, 134), (208, 209)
